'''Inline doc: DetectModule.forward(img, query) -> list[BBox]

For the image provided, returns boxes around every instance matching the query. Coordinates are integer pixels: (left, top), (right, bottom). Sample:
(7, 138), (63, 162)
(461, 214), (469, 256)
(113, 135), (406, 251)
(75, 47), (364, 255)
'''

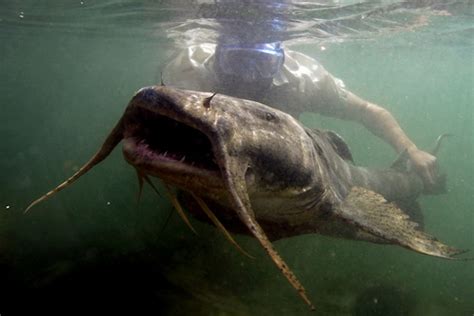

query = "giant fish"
(26, 86), (465, 310)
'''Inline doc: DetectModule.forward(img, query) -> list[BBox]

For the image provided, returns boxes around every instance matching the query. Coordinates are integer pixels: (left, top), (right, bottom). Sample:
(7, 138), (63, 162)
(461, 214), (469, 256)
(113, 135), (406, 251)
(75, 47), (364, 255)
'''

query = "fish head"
(122, 86), (319, 202)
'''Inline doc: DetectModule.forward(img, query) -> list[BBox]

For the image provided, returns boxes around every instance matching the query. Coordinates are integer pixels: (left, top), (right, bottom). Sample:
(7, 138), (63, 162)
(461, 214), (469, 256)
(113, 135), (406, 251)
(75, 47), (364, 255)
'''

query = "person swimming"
(163, 0), (438, 189)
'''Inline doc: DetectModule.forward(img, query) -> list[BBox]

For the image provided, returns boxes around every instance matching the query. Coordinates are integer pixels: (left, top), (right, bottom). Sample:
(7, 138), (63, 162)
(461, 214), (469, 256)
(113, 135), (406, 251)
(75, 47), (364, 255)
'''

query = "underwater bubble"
(106, 201), (111, 206)
(19, 12), (24, 19)
(5, 205), (10, 209)
(353, 285), (414, 316)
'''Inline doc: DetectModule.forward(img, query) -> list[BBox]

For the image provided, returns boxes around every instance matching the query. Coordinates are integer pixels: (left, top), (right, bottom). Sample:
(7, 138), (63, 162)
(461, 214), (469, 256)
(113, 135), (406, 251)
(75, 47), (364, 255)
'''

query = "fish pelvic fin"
(337, 187), (466, 259)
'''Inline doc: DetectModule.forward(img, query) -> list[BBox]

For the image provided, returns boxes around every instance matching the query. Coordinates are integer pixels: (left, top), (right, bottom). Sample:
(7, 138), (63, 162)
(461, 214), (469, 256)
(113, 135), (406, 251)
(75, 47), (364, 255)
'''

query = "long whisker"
(191, 193), (254, 259)
(135, 168), (145, 204)
(221, 156), (315, 310)
(149, 181), (197, 235)
(158, 207), (174, 235)
(25, 118), (124, 213)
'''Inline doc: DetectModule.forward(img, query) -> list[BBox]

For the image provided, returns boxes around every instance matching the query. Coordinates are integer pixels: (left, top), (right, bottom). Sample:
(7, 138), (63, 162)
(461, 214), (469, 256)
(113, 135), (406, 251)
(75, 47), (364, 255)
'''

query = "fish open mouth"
(24, 86), (316, 310)
(122, 107), (219, 175)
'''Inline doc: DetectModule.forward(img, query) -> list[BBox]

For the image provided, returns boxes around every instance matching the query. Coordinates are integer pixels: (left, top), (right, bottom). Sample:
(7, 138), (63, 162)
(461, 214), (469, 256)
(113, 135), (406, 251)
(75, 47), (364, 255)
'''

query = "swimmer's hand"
(407, 147), (438, 189)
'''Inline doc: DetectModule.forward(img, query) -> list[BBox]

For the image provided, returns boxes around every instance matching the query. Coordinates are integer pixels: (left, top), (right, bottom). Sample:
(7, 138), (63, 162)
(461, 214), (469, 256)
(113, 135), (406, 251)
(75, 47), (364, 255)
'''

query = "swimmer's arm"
(337, 91), (417, 154)
(328, 90), (437, 186)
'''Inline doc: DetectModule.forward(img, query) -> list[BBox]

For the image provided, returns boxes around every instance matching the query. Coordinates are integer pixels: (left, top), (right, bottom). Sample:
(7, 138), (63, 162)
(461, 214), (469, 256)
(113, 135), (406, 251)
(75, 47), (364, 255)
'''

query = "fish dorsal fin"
(336, 187), (465, 259)
(390, 149), (411, 172)
(324, 130), (354, 163)
(306, 128), (354, 163)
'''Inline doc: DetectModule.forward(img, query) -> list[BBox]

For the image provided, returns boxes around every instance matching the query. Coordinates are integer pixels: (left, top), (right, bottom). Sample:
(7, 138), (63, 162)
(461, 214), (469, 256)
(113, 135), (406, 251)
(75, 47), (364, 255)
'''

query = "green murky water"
(1, 1), (472, 315)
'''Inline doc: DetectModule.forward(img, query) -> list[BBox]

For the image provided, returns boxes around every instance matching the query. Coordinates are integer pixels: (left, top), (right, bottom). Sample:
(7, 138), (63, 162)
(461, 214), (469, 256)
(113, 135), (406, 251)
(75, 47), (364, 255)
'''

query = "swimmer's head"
(215, 42), (284, 83)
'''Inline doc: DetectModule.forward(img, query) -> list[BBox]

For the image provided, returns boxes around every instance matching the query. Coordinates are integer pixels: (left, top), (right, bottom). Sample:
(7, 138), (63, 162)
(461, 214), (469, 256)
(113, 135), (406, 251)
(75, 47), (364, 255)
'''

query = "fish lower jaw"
(122, 137), (223, 193)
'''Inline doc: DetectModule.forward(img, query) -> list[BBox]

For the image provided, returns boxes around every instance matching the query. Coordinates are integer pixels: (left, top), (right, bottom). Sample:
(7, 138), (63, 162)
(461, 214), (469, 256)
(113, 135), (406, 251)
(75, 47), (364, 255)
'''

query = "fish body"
(26, 86), (464, 310)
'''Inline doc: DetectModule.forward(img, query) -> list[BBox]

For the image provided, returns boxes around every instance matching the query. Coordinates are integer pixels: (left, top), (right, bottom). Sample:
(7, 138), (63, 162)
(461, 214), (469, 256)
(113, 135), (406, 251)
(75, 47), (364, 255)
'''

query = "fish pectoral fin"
(337, 187), (466, 259)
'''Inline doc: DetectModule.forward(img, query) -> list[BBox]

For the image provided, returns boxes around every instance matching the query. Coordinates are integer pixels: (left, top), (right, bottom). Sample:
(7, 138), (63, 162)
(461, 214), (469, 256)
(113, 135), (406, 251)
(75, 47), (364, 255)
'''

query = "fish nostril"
(134, 87), (159, 104)
(265, 112), (277, 121)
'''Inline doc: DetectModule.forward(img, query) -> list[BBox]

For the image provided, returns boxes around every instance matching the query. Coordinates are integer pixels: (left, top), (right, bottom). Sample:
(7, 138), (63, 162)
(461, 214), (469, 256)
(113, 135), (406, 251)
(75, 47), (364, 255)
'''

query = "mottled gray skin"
(122, 86), (422, 243)
(26, 85), (463, 310)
